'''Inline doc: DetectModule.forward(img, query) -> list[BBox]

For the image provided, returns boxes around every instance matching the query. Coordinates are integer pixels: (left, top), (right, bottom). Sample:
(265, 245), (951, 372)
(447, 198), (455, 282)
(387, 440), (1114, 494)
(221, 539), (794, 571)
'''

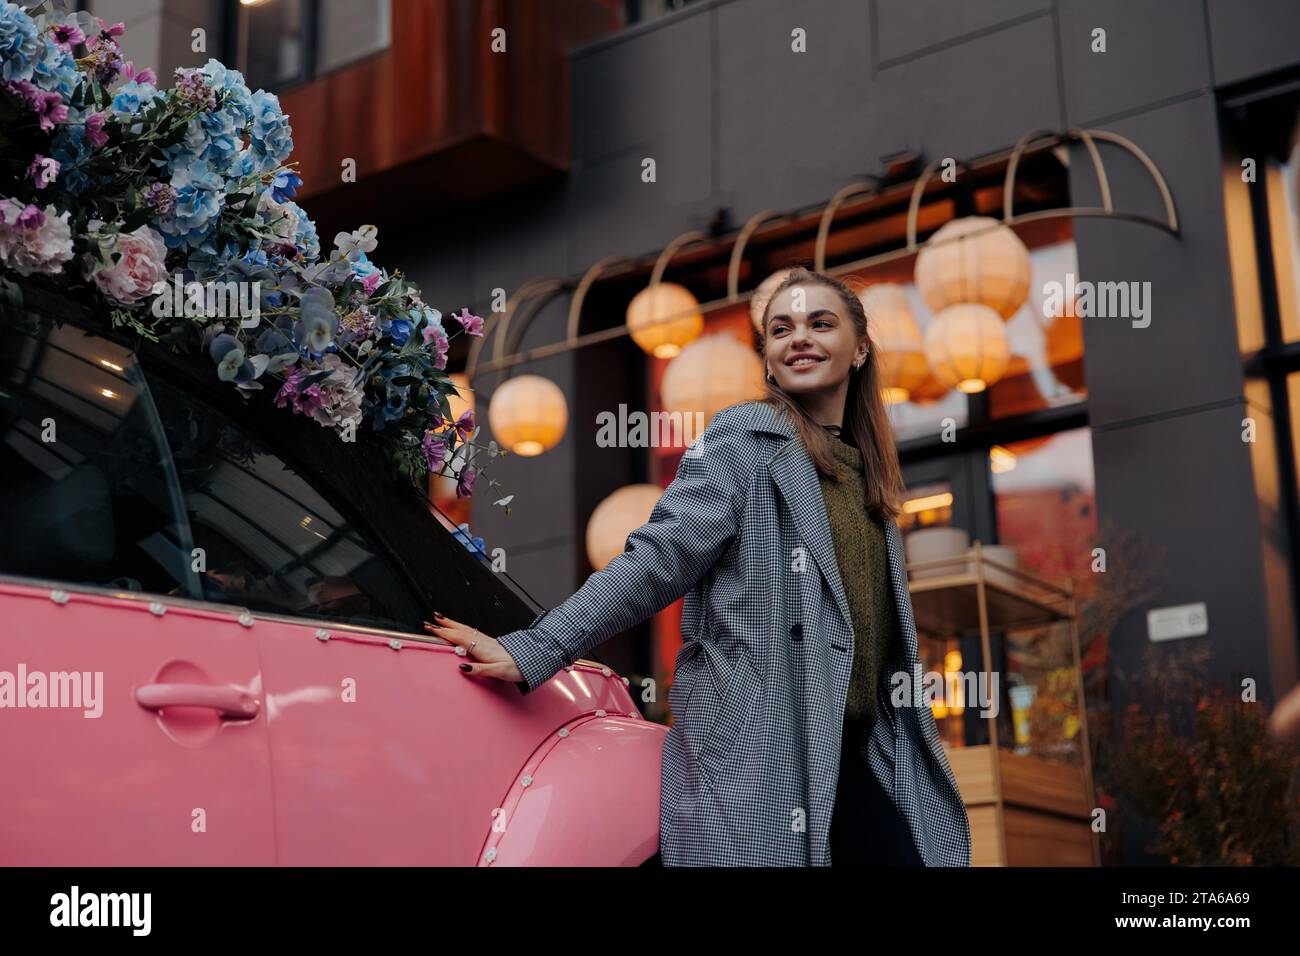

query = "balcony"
(261, 0), (624, 234)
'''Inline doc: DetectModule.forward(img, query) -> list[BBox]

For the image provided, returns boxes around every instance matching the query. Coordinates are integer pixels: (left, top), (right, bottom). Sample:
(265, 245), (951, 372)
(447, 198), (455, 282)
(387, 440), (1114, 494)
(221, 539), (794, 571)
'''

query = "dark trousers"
(830, 727), (925, 866)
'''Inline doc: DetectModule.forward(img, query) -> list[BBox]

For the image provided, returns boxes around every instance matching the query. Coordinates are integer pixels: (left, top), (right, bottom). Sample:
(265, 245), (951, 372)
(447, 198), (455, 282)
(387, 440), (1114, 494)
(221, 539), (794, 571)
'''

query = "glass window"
(317, 0), (391, 74)
(898, 480), (953, 534)
(145, 374), (426, 633)
(1266, 133), (1300, 344)
(240, 0), (309, 90)
(0, 320), (197, 596)
(990, 428), (1097, 584)
(238, 0), (393, 91)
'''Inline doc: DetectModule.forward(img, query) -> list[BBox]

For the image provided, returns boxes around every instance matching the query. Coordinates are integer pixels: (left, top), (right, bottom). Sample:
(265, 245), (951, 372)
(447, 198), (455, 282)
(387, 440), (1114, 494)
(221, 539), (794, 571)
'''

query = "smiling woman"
(759, 267), (905, 524)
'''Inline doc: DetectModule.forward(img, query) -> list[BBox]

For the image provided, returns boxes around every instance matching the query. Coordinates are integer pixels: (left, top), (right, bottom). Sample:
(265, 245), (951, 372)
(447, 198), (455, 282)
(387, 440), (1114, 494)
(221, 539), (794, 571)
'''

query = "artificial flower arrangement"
(0, 0), (513, 514)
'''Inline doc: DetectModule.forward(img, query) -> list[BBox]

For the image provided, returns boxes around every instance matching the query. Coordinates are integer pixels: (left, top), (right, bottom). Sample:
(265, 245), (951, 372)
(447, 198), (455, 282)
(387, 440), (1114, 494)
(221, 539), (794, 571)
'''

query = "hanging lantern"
(860, 283), (928, 404)
(661, 333), (765, 424)
(585, 484), (663, 571)
(750, 267), (798, 334)
(908, 369), (952, 405)
(923, 303), (1011, 394)
(487, 373), (568, 456)
(914, 216), (1031, 319)
(1043, 293), (1086, 392)
(626, 281), (704, 358)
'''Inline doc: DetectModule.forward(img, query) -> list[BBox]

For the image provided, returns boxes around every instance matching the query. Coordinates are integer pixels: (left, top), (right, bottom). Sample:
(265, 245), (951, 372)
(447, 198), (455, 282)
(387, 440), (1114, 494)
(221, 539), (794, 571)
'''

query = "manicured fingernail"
(459, 663), (471, 672)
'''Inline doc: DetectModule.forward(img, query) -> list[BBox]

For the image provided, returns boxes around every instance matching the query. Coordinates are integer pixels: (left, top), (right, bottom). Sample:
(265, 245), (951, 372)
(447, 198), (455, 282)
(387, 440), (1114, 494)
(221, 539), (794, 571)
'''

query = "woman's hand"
(423, 612), (525, 684)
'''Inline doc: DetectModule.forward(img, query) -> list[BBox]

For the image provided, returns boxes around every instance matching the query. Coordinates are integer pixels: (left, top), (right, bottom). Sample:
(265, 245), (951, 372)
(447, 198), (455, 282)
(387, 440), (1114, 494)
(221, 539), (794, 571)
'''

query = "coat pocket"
(698, 652), (760, 777)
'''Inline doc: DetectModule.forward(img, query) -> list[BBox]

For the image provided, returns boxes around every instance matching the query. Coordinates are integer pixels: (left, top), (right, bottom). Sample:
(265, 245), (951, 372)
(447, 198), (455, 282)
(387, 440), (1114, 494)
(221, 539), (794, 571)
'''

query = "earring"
(765, 367), (776, 384)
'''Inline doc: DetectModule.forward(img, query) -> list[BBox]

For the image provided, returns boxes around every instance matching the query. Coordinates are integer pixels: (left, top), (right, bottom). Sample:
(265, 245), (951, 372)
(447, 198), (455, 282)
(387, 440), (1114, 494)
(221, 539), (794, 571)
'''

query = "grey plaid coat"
(495, 399), (971, 866)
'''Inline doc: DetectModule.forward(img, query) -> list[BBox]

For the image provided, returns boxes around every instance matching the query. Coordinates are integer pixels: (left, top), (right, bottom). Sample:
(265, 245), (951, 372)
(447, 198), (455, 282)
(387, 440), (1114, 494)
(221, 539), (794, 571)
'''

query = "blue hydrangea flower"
(157, 156), (225, 249)
(372, 362), (413, 426)
(350, 250), (379, 283)
(31, 35), (78, 98)
(248, 89), (292, 174)
(50, 111), (94, 194)
(285, 200), (318, 262)
(231, 147), (256, 179)
(452, 523), (488, 561)
(200, 58), (252, 121)
(0, 2), (40, 84)
(110, 79), (159, 116)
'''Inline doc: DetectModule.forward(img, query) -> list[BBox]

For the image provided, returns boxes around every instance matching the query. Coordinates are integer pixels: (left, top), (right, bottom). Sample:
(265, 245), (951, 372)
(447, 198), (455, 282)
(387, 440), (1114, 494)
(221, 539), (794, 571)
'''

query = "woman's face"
(762, 282), (867, 396)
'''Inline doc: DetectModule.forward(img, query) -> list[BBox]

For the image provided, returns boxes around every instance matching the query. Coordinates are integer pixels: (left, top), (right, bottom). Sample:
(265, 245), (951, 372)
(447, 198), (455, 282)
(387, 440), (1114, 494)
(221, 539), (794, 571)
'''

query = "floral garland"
(0, 0), (513, 517)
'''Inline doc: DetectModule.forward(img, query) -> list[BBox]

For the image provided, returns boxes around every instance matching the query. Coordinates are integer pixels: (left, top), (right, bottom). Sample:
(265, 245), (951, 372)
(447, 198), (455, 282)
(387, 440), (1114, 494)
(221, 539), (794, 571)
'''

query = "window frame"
(1222, 73), (1300, 636)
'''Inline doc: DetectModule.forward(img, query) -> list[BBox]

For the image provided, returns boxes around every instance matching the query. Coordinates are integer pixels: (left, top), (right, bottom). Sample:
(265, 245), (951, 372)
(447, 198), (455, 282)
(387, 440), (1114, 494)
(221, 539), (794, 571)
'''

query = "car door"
(0, 318), (276, 865)
(141, 374), (559, 864)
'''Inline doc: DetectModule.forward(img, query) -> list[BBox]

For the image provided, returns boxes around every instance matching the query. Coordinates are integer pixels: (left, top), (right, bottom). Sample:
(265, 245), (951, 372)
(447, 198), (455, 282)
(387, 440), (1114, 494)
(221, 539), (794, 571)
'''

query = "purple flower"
(26, 155), (59, 189)
(421, 318), (449, 370)
(121, 62), (156, 85)
(142, 182), (178, 216)
(456, 465), (476, 498)
(84, 111), (107, 148)
(6, 80), (68, 132)
(421, 430), (448, 471)
(452, 409), (474, 442)
(275, 366), (327, 418)
(173, 67), (217, 111)
(50, 23), (85, 50)
(452, 307), (484, 336)
(95, 19), (126, 38)
(3, 203), (46, 228)
(86, 29), (124, 85)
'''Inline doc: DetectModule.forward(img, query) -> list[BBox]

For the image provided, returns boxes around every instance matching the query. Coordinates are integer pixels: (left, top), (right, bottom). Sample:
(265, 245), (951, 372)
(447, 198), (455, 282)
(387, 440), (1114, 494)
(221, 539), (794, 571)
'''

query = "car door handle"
(135, 683), (261, 719)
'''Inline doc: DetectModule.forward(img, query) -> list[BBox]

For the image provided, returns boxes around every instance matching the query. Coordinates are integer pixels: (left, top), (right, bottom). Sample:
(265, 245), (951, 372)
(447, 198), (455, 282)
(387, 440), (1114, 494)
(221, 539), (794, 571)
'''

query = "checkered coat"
(495, 399), (971, 866)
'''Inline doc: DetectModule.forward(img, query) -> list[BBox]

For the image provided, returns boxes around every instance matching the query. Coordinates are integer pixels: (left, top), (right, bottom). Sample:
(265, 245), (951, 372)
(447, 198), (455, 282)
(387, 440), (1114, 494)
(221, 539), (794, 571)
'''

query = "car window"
(0, 318), (199, 596)
(144, 373), (427, 634)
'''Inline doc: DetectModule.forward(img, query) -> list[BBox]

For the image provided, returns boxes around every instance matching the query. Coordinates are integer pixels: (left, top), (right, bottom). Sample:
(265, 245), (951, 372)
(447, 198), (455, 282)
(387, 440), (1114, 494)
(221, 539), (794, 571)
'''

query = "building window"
(1224, 80), (1300, 637)
(233, 0), (392, 92)
(625, 0), (702, 26)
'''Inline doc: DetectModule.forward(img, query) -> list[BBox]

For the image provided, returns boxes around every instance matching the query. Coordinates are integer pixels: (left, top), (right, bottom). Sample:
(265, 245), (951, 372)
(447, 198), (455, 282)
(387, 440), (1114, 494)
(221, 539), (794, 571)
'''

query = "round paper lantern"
(1043, 294), (1086, 392)
(924, 303), (1011, 394)
(661, 333), (765, 424)
(914, 216), (1031, 319)
(860, 283), (928, 404)
(585, 484), (663, 571)
(908, 369), (952, 405)
(750, 267), (798, 333)
(487, 373), (568, 456)
(626, 281), (704, 358)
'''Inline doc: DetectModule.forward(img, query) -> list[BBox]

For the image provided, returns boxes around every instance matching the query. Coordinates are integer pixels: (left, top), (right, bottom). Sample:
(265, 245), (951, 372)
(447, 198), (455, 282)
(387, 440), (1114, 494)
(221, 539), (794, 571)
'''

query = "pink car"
(0, 298), (664, 866)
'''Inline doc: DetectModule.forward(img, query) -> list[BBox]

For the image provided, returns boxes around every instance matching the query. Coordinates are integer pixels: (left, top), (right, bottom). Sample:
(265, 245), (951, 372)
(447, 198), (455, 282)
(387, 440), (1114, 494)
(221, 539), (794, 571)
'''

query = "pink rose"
(84, 221), (169, 306)
(0, 198), (74, 276)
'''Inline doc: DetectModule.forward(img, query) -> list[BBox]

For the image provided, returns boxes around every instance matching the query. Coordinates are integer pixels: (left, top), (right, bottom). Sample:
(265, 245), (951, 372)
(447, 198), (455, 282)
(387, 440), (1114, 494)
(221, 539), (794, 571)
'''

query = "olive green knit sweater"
(817, 433), (898, 736)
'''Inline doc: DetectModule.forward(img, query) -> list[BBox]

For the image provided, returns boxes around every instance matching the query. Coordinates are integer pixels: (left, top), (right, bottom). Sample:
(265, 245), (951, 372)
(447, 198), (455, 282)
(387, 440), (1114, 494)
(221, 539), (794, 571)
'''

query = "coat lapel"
(747, 403), (855, 639)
